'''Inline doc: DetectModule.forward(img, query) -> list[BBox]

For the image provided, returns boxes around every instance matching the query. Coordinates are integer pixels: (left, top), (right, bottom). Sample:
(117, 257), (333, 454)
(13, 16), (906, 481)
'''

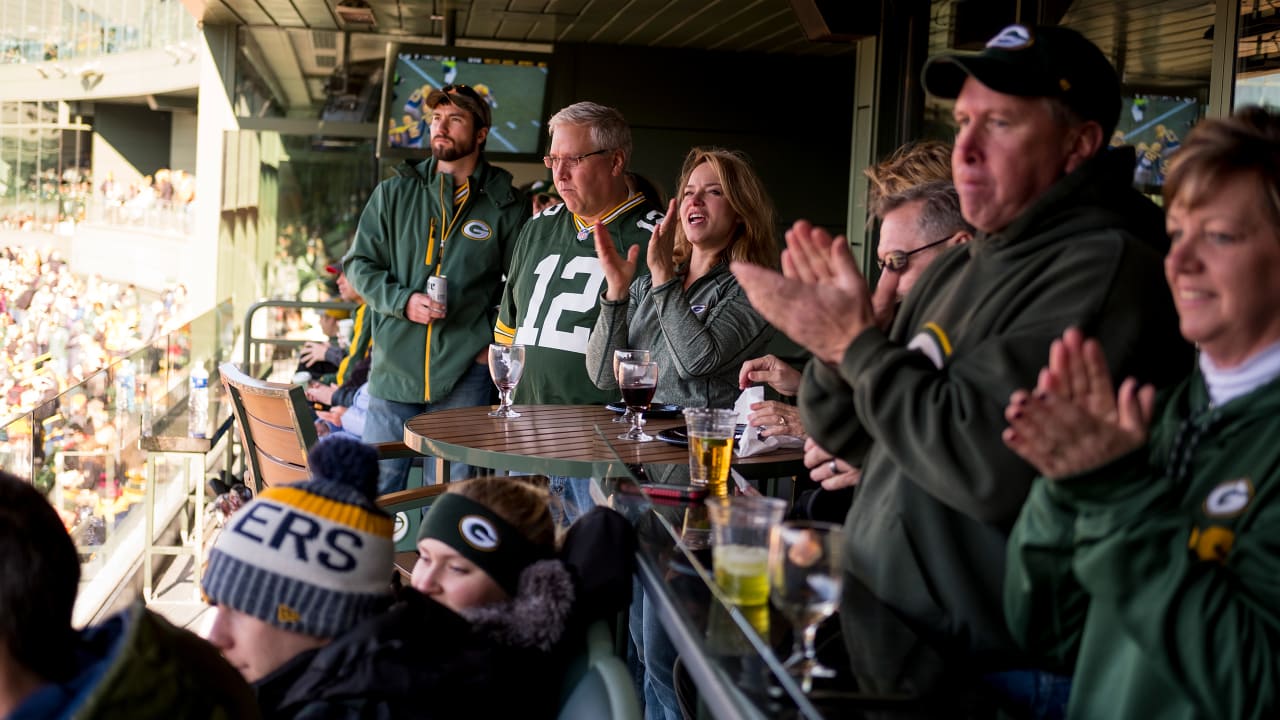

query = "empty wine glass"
(768, 521), (844, 693)
(613, 349), (651, 422)
(617, 360), (658, 441)
(488, 343), (525, 418)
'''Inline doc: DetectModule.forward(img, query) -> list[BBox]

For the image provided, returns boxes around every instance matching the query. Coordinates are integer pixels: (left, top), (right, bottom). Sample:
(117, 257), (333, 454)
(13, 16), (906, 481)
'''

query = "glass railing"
(0, 300), (234, 623)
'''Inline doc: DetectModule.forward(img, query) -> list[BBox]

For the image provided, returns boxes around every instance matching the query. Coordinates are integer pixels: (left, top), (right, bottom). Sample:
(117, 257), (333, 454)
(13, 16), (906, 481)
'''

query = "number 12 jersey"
(495, 193), (663, 405)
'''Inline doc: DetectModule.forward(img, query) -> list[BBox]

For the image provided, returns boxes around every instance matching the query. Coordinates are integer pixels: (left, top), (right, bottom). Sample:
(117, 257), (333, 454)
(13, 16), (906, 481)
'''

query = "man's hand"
(732, 220), (885, 365)
(405, 291), (445, 325)
(593, 222), (639, 301)
(645, 198), (679, 287)
(738, 354), (802, 396)
(299, 341), (332, 367)
(1002, 328), (1155, 479)
(803, 437), (861, 490)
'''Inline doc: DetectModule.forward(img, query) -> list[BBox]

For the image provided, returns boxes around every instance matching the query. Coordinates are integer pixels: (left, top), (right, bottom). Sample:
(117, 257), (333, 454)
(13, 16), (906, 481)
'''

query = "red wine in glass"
(622, 383), (656, 412)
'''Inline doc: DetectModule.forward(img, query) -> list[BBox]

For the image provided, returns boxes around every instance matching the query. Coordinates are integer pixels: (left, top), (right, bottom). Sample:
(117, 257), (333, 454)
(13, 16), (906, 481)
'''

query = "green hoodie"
(798, 148), (1190, 661)
(1007, 368), (1280, 719)
(346, 157), (525, 403)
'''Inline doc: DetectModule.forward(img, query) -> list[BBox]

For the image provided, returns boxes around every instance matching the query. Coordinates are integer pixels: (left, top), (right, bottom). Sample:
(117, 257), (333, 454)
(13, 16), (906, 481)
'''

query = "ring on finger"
(828, 459), (838, 474)
(778, 416), (788, 427)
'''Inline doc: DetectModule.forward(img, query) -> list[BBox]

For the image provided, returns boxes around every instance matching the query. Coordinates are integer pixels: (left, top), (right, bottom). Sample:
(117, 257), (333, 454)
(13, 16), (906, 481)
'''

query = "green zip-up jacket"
(584, 259), (774, 409)
(798, 147), (1190, 661)
(346, 157), (525, 403)
(1007, 367), (1280, 719)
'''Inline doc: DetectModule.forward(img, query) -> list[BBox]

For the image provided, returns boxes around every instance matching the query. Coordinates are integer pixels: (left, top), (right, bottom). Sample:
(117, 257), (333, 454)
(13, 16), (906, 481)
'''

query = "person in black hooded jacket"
(205, 435), (636, 719)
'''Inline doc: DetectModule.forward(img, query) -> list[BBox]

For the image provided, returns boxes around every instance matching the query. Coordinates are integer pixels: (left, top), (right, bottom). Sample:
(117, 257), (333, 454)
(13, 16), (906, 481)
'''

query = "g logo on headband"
(460, 515), (500, 550)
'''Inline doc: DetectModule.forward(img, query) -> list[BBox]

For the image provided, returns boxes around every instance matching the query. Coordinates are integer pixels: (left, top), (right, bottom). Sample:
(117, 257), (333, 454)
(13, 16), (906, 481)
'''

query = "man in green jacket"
(733, 24), (1189, 681)
(347, 84), (526, 493)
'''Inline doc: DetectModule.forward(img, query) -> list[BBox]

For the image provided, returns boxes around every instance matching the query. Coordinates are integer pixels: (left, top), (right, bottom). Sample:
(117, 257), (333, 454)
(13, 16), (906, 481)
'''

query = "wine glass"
(488, 343), (525, 418)
(613, 349), (651, 422)
(617, 360), (658, 441)
(768, 521), (844, 693)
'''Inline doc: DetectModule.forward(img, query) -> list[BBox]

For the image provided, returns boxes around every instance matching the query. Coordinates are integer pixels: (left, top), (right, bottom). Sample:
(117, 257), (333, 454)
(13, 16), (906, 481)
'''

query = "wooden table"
(402, 404), (804, 480)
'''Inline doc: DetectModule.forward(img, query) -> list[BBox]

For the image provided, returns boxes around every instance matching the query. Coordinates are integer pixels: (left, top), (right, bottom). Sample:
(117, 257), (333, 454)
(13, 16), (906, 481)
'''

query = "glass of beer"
(683, 408), (737, 498)
(617, 360), (658, 441)
(705, 495), (786, 606)
(612, 349), (650, 422)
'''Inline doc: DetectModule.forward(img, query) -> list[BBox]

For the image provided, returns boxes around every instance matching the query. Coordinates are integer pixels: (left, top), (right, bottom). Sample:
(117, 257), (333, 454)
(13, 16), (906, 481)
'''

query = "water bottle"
(115, 359), (135, 415)
(189, 361), (209, 439)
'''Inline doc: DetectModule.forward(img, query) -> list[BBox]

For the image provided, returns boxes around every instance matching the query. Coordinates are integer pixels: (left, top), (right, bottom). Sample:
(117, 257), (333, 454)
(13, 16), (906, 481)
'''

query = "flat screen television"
(376, 42), (552, 163)
(1113, 92), (1204, 191)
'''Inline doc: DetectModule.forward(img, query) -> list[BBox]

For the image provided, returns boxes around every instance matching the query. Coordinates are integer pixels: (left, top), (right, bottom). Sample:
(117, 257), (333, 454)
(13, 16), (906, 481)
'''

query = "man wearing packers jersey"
(495, 102), (664, 405)
(347, 84), (527, 493)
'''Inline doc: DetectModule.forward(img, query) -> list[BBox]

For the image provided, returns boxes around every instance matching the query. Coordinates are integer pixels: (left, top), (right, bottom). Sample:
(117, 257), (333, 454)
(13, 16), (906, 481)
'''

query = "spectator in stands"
(1004, 106), (1280, 720)
(586, 146), (777, 409)
(0, 470), (258, 719)
(298, 259), (368, 383)
(731, 23), (1189, 706)
(204, 435), (634, 718)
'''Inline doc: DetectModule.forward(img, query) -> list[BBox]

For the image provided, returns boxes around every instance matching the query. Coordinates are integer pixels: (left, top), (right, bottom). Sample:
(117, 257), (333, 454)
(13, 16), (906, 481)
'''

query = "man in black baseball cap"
(923, 24), (1122, 140)
(730, 23), (1189, 706)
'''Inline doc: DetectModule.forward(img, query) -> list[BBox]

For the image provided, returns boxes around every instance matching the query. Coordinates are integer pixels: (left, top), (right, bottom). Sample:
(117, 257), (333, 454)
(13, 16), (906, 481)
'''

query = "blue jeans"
(628, 579), (681, 720)
(364, 362), (492, 494)
(982, 669), (1072, 720)
(548, 475), (597, 526)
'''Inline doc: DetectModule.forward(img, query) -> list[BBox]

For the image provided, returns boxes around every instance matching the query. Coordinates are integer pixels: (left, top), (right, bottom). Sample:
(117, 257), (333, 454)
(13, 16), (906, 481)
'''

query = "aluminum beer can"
(427, 275), (448, 309)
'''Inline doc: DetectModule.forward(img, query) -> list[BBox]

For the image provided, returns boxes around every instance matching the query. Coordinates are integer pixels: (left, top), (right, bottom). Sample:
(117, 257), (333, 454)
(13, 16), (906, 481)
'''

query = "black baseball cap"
(424, 84), (492, 129)
(922, 24), (1121, 138)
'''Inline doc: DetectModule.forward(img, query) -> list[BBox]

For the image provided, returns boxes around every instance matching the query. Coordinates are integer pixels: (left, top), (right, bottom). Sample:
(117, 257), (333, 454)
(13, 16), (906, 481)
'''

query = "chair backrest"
(556, 654), (641, 720)
(219, 362), (318, 492)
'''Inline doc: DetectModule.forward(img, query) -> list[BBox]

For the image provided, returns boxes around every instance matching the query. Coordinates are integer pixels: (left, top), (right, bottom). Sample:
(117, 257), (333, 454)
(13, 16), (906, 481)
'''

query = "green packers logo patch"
(1204, 478), (1253, 518)
(462, 220), (492, 240)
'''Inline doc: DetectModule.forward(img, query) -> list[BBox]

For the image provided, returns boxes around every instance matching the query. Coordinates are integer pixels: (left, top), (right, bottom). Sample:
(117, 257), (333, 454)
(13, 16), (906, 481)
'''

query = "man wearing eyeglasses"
(732, 24), (1189, 679)
(494, 101), (664, 406)
(346, 84), (528, 494)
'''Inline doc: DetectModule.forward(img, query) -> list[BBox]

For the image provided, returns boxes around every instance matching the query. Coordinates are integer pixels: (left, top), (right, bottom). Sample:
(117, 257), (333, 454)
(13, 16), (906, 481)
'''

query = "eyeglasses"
(875, 234), (955, 272)
(543, 148), (611, 170)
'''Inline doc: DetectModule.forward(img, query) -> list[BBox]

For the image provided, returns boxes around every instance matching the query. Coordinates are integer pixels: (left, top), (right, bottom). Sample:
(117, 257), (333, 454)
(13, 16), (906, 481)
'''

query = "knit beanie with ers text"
(202, 435), (393, 638)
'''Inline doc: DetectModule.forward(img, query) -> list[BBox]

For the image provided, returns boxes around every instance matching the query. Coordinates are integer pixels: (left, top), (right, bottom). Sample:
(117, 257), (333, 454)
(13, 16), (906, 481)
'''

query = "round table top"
(403, 404), (804, 479)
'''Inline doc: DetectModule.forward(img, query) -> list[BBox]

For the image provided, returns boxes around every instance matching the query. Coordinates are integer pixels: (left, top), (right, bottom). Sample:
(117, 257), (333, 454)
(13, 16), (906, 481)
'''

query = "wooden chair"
(219, 362), (446, 550)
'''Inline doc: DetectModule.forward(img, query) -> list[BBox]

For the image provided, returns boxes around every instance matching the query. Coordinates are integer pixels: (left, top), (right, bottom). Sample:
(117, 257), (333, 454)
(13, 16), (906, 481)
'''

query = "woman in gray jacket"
(586, 147), (778, 409)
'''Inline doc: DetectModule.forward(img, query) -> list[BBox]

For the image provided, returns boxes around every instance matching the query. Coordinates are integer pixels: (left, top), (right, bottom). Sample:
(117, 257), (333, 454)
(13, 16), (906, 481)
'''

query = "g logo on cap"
(987, 24), (1032, 50)
(460, 515), (501, 550)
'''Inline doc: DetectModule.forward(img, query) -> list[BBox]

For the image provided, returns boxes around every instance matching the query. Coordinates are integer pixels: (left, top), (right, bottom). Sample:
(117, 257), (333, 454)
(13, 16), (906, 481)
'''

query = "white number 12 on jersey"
(514, 254), (605, 353)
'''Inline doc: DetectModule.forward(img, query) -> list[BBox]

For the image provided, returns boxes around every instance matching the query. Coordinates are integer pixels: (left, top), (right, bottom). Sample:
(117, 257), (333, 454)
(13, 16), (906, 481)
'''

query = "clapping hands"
(1002, 328), (1156, 479)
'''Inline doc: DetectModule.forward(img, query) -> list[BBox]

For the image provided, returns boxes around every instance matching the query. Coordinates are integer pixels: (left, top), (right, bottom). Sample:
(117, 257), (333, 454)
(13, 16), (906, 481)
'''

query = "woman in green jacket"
(1002, 107), (1280, 720)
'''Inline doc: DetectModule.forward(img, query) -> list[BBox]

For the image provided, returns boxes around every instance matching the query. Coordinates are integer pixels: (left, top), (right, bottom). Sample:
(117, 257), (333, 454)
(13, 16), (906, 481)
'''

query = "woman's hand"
(1002, 328), (1155, 479)
(738, 354), (802, 396)
(747, 400), (804, 439)
(646, 198), (679, 287)
(802, 437), (861, 490)
(592, 222), (639, 301)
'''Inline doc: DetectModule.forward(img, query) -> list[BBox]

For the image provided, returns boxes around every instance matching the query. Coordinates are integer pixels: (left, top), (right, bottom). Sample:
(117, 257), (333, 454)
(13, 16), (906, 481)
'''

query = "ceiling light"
(336, 0), (376, 26)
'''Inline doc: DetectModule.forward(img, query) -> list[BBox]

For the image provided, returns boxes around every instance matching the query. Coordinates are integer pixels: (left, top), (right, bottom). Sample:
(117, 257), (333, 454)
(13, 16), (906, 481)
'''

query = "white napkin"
(733, 386), (805, 457)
